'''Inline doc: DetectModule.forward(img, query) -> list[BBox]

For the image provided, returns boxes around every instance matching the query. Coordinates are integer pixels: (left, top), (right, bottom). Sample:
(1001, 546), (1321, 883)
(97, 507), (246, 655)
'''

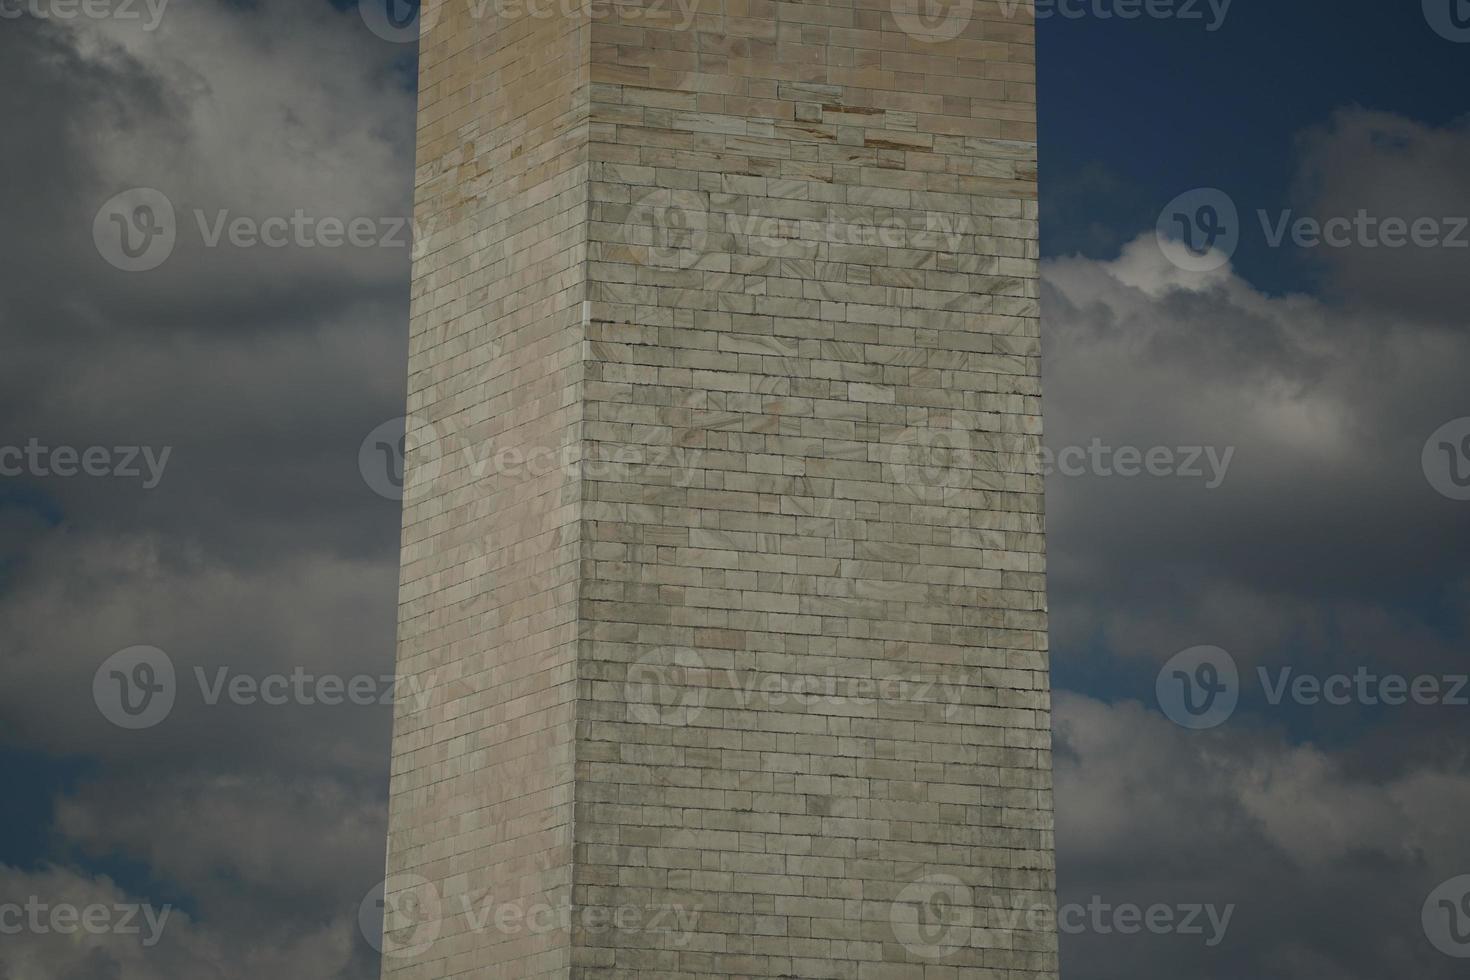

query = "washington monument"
(380, 0), (1054, 975)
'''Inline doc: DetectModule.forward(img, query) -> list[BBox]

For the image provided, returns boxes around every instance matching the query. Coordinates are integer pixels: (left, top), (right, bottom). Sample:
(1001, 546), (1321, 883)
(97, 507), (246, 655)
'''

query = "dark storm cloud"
(0, 862), (368, 978)
(0, 5), (414, 977)
(1053, 694), (1470, 980)
(1290, 108), (1470, 319)
(0, 3), (418, 563)
(55, 770), (388, 934)
(0, 16), (178, 418)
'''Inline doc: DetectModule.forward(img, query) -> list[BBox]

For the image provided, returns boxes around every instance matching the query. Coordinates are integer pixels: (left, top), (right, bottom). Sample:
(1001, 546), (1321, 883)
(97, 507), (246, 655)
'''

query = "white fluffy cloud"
(1043, 230), (1470, 674)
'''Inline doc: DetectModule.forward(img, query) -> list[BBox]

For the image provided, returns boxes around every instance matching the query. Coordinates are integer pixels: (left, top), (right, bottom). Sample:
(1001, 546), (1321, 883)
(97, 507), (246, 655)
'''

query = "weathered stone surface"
(383, 1), (1052, 976)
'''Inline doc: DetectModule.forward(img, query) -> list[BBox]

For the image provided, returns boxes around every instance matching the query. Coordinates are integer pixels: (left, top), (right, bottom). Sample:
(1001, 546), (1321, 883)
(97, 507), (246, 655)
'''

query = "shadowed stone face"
(383, 1), (1052, 976)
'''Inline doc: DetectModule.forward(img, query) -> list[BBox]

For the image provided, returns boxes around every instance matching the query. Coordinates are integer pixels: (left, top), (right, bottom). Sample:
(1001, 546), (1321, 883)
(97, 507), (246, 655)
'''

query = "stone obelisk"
(381, 0), (1053, 976)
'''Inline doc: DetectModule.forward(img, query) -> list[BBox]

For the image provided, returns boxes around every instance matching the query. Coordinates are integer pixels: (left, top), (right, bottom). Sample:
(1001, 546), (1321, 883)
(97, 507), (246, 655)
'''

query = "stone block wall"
(383, 2), (590, 977)
(385, 1), (1053, 976)
(576, 0), (1051, 975)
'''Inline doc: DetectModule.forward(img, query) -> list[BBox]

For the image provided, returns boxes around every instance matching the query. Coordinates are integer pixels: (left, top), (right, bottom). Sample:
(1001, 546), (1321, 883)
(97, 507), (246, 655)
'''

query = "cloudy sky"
(2, 1), (1469, 977)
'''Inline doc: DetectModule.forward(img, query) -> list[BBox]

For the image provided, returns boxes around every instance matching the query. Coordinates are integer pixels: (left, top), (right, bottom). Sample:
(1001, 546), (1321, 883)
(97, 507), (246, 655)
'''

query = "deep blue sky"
(1038, 0), (1470, 291)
